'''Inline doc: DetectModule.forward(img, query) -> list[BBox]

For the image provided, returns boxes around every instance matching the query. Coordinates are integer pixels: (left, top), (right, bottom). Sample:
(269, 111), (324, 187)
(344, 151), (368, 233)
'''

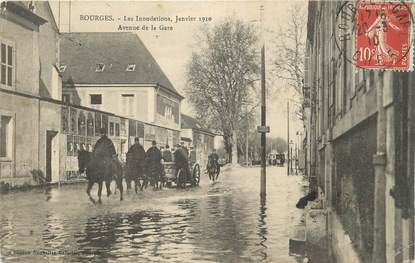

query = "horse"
(207, 158), (219, 181)
(78, 150), (123, 203)
(146, 163), (164, 191)
(125, 156), (148, 193)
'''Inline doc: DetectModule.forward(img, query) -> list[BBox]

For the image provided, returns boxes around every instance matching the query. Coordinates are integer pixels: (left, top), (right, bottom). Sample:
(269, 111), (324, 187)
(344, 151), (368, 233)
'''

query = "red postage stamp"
(356, 1), (413, 71)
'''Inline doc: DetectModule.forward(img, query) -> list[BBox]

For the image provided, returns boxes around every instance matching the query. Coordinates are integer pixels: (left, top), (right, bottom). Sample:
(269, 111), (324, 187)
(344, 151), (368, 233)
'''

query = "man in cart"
(189, 145), (196, 167)
(162, 144), (173, 162)
(174, 144), (191, 178)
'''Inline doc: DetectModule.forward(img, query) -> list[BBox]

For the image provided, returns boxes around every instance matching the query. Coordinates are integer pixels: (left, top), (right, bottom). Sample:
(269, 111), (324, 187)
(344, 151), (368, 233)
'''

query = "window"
(109, 122), (114, 136)
(95, 63), (105, 72)
(87, 113), (94, 136)
(61, 107), (69, 134)
(120, 119), (126, 137)
(90, 94), (102, 105)
(94, 113), (102, 136)
(78, 111), (86, 135)
(70, 108), (77, 134)
(1, 42), (14, 87)
(115, 123), (120, 137)
(126, 64), (136, 71)
(0, 115), (12, 158)
(164, 106), (173, 120)
(121, 94), (135, 117)
(62, 94), (71, 104)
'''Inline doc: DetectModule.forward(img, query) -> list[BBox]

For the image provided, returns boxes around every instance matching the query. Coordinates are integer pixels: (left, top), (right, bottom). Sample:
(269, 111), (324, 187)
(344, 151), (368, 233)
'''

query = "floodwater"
(0, 166), (307, 263)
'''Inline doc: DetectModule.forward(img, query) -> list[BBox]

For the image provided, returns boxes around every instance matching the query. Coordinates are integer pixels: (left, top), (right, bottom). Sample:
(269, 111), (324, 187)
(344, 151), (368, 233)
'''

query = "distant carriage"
(163, 161), (200, 188)
(268, 153), (277, 166)
(268, 153), (285, 166)
(276, 153), (285, 166)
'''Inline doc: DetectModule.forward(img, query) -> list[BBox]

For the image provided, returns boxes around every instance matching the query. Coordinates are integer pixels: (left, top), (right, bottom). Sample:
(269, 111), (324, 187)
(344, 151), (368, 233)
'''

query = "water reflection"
(258, 196), (268, 261)
(44, 186), (52, 202)
(0, 167), (305, 263)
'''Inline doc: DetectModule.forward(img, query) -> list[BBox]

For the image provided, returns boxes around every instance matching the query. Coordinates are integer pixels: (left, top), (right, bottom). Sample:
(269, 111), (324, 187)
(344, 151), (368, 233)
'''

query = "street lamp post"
(289, 140), (294, 174)
(286, 98), (302, 176)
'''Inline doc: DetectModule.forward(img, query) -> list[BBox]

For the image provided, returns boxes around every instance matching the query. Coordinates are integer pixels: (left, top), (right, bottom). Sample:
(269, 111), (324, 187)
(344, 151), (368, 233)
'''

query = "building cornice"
(1, 2), (47, 26)
(0, 86), (182, 132)
(64, 82), (184, 100)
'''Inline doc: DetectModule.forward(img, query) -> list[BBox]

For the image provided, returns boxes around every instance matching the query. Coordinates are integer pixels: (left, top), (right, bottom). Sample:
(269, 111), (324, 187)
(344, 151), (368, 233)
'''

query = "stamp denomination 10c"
(356, 1), (413, 71)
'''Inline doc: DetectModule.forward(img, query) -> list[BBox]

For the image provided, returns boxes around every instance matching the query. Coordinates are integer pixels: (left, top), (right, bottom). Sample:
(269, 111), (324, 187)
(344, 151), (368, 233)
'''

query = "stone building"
(181, 114), (216, 168)
(60, 32), (183, 150)
(0, 1), (62, 187)
(304, 2), (414, 263)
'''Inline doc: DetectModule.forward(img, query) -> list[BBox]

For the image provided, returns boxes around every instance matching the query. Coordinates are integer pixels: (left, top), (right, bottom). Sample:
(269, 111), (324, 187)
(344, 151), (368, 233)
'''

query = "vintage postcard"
(0, 1), (414, 263)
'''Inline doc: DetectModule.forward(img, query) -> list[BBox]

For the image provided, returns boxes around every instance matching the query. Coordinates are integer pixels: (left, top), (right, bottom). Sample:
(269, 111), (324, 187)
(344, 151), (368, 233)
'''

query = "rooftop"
(181, 114), (216, 136)
(60, 32), (182, 98)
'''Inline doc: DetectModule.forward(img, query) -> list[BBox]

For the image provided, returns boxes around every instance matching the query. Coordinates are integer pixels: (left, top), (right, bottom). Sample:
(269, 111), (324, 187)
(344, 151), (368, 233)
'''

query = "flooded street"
(0, 166), (307, 263)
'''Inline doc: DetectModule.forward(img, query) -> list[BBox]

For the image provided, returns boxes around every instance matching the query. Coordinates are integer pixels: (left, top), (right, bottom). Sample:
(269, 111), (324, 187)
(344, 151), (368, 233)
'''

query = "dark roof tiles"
(60, 32), (181, 97)
(181, 114), (215, 135)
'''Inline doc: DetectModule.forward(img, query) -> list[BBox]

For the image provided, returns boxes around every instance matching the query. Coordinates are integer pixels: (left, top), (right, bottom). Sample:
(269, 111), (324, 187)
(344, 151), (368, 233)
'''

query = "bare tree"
(273, 2), (307, 120)
(185, 18), (259, 164)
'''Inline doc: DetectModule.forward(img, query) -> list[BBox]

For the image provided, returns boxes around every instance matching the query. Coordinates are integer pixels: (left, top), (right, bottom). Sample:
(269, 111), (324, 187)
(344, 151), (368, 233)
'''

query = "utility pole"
(68, 0), (71, 32)
(258, 5), (268, 198)
(287, 101), (290, 176)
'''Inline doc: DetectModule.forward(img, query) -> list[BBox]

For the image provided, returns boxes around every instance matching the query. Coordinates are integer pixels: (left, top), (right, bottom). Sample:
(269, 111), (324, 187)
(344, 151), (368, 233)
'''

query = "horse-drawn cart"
(163, 161), (201, 188)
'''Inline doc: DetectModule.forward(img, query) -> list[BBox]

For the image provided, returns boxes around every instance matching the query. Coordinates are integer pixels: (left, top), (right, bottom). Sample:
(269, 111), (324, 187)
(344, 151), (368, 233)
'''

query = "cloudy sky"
(50, 0), (306, 139)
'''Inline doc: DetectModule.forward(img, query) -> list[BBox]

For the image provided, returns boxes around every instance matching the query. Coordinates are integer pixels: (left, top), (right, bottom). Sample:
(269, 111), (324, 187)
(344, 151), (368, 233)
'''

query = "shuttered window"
(0, 115), (12, 158)
(0, 42), (14, 87)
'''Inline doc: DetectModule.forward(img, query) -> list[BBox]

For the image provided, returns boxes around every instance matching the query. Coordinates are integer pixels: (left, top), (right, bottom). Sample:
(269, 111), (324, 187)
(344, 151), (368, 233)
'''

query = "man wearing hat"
(92, 128), (117, 194)
(125, 137), (146, 190)
(162, 144), (173, 162)
(189, 145), (196, 167)
(146, 140), (163, 189)
(180, 142), (189, 157)
(207, 148), (220, 175)
(174, 143), (190, 178)
(93, 127), (116, 160)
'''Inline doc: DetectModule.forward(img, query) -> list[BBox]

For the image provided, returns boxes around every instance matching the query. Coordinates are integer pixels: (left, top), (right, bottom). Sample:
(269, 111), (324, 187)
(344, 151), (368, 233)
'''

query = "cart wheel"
(192, 164), (200, 186)
(176, 169), (186, 189)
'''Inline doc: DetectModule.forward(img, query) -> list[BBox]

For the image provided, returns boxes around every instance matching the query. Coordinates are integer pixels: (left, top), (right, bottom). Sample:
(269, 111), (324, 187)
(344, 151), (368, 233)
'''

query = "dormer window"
(126, 64), (136, 72)
(95, 63), (105, 72)
(28, 1), (36, 12)
(58, 64), (67, 73)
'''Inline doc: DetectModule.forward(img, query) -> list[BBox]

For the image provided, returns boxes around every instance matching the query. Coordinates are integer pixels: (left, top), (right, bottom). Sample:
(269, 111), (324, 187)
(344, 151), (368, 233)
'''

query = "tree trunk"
(223, 135), (232, 163)
(232, 130), (238, 164)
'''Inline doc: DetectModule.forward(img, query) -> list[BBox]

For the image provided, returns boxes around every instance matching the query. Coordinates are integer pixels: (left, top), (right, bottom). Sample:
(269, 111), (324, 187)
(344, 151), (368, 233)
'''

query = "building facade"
(181, 114), (215, 168)
(60, 32), (183, 143)
(59, 32), (183, 172)
(0, 1), (63, 188)
(0, 6), (184, 188)
(305, 2), (414, 263)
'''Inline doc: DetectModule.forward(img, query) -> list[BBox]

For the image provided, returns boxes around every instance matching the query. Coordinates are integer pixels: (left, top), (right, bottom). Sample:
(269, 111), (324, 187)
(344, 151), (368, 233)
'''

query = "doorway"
(46, 131), (59, 182)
